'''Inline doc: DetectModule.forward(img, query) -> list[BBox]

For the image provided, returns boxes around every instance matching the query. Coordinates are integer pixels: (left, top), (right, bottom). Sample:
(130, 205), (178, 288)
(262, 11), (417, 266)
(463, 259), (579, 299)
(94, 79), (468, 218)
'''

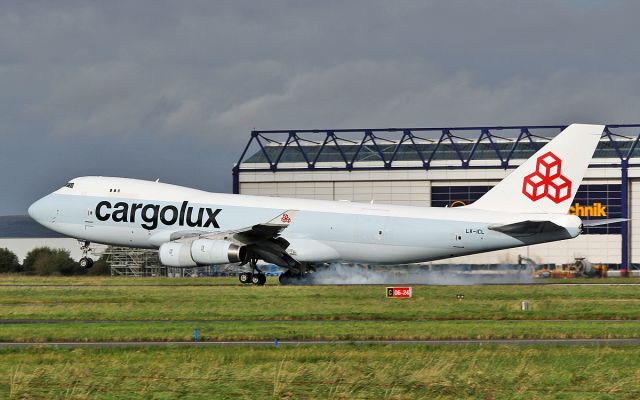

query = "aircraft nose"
(28, 197), (49, 223)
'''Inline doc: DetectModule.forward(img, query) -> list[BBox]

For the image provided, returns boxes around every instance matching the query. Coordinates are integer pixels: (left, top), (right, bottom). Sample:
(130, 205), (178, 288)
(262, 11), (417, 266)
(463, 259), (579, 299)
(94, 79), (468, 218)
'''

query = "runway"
(1, 338), (640, 348)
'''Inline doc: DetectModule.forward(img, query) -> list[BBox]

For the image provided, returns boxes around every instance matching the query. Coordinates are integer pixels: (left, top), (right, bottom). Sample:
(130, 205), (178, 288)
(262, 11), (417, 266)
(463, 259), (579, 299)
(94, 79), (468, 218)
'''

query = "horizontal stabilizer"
(581, 218), (628, 227)
(489, 220), (566, 236)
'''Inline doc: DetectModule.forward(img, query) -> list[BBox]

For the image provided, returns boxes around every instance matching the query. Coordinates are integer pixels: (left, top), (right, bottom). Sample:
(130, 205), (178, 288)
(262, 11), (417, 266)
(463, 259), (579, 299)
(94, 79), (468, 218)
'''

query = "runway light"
(521, 301), (529, 311)
(274, 338), (279, 348)
(194, 327), (199, 342)
(386, 287), (412, 298)
(456, 294), (465, 300)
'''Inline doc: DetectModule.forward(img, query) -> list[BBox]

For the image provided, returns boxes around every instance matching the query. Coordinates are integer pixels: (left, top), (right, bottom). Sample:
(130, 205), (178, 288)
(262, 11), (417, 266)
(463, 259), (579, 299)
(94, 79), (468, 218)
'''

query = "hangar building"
(233, 124), (640, 272)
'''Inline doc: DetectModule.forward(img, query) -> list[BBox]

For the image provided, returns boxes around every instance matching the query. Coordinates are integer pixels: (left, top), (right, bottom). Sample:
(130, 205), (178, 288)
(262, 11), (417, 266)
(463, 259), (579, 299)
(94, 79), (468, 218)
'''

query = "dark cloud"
(1, 1), (639, 213)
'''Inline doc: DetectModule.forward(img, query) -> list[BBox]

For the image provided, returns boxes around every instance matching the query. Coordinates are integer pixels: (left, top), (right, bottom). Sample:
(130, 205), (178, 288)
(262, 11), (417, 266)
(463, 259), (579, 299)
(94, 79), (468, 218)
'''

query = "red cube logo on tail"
(522, 152), (572, 203)
(522, 172), (547, 201)
(536, 152), (562, 178)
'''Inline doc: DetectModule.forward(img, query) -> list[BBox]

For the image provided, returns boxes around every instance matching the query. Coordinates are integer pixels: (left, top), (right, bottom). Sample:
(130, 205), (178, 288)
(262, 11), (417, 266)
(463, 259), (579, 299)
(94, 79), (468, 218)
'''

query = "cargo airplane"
(29, 124), (620, 284)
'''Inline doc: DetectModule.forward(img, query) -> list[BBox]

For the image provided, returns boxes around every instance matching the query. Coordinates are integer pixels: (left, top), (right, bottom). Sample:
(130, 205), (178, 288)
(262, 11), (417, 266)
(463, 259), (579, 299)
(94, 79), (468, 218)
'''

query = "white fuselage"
(28, 176), (582, 265)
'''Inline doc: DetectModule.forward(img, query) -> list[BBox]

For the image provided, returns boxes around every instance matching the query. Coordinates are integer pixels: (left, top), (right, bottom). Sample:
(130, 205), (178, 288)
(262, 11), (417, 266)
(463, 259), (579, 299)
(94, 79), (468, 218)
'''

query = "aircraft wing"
(200, 210), (297, 244)
(168, 210), (299, 268)
(167, 210), (297, 244)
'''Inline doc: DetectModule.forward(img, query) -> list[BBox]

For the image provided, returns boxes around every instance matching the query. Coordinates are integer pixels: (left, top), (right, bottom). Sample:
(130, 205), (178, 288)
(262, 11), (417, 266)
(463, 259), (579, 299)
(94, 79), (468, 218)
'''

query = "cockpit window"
(64, 182), (74, 189)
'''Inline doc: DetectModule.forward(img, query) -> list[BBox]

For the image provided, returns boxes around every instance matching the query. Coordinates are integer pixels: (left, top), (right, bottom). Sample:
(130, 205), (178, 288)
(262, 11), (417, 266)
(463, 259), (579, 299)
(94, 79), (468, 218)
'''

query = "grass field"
(1, 276), (640, 342)
(2, 345), (640, 399)
(2, 276), (640, 399)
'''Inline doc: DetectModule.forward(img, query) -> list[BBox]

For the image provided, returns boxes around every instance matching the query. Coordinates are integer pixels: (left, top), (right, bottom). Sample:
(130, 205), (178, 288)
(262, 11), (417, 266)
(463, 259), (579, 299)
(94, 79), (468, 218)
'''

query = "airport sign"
(386, 287), (412, 298)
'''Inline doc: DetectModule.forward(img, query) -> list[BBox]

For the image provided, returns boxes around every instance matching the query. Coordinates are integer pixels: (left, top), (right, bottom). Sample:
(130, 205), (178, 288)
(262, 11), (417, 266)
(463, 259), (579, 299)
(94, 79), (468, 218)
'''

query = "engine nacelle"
(159, 242), (197, 267)
(191, 239), (246, 265)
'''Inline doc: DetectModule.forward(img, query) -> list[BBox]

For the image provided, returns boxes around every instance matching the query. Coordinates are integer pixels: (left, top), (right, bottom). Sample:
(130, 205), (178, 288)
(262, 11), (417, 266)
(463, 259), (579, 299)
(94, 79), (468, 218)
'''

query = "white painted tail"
(468, 124), (604, 214)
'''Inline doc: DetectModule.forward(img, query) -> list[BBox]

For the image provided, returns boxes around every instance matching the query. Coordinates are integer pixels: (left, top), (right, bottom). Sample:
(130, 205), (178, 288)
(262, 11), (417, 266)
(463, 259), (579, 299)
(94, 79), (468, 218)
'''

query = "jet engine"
(159, 242), (197, 267)
(190, 239), (246, 265)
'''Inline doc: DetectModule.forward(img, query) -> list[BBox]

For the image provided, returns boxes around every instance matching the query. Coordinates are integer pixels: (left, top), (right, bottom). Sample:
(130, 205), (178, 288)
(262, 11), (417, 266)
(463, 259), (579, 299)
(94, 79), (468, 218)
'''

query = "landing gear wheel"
(251, 273), (266, 285)
(79, 257), (93, 269)
(279, 270), (293, 285)
(278, 269), (311, 285)
(78, 240), (94, 269)
(239, 272), (253, 284)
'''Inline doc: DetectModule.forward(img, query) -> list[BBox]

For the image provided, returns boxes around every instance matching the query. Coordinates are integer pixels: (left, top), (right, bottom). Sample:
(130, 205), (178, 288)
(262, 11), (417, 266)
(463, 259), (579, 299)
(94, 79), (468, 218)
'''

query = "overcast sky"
(1, 1), (639, 215)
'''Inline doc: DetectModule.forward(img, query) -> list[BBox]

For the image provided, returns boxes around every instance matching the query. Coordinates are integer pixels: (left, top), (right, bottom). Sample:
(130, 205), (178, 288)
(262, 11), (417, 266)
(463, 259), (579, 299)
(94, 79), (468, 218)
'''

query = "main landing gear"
(278, 264), (316, 285)
(278, 270), (301, 285)
(78, 240), (94, 269)
(238, 259), (266, 286)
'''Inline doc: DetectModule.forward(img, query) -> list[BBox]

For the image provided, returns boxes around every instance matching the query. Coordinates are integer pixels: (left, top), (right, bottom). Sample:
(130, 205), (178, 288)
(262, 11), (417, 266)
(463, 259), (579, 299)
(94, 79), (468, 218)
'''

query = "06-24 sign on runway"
(386, 287), (412, 298)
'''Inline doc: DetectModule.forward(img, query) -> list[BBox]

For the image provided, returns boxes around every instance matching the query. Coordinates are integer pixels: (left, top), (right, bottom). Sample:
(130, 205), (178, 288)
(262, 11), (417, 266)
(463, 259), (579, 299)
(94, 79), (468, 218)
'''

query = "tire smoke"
(303, 263), (534, 285)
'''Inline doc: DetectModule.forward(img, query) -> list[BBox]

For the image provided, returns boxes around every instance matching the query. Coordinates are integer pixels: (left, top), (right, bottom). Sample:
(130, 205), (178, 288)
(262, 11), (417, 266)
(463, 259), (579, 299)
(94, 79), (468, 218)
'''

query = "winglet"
(266, 210), (297, 226)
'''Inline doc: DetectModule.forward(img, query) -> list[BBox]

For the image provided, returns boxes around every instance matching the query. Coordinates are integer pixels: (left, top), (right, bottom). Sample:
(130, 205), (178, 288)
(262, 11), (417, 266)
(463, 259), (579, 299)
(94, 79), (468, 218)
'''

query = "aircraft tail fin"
(468, 124), (604, 214)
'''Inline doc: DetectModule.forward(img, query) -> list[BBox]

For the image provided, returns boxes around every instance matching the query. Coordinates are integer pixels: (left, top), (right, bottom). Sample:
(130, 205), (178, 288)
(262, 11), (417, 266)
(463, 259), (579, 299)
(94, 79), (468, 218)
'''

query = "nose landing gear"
(78, 240), (94, 269)
(79, 257), (94, 269)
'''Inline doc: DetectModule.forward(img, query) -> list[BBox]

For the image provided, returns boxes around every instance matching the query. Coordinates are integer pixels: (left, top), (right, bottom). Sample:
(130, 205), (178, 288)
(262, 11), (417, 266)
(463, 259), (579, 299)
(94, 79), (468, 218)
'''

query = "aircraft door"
(452, 232), (465, 249)
(84, 208), (95, 231)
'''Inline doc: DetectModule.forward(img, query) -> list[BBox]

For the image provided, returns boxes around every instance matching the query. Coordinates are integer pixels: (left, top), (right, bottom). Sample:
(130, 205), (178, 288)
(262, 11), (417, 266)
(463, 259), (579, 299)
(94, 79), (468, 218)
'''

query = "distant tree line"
(0, 247), (110, 275)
